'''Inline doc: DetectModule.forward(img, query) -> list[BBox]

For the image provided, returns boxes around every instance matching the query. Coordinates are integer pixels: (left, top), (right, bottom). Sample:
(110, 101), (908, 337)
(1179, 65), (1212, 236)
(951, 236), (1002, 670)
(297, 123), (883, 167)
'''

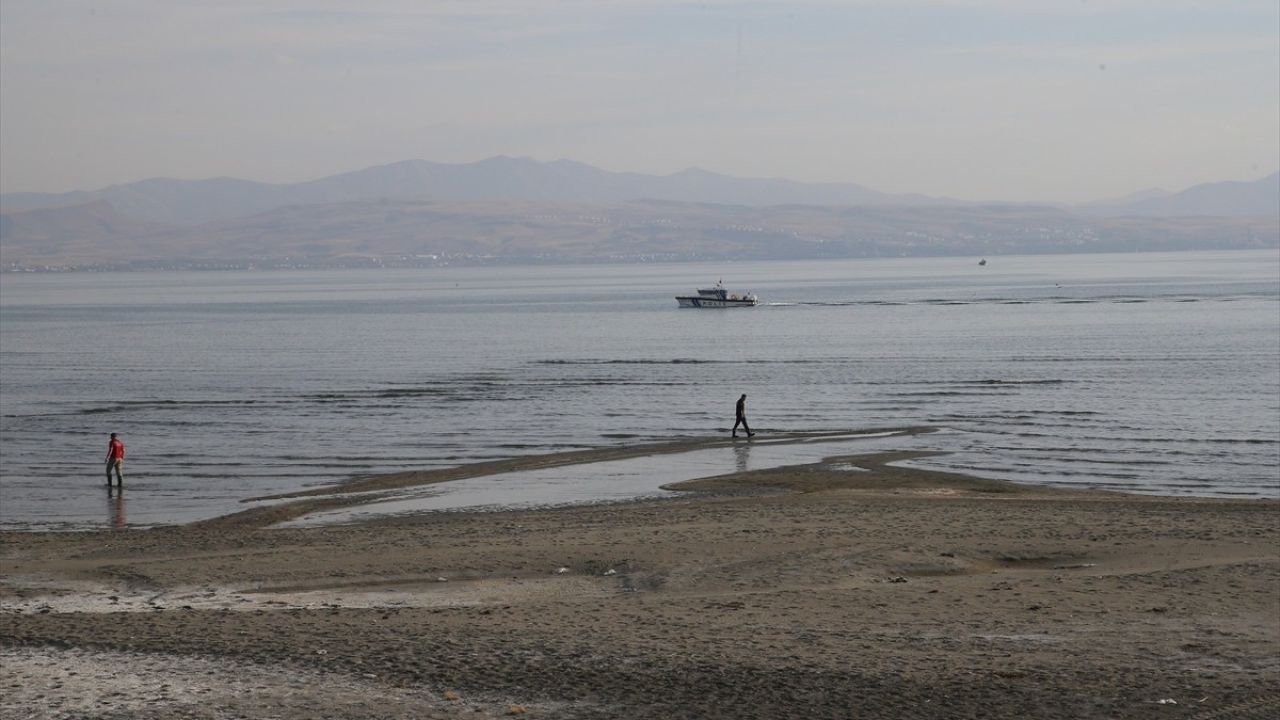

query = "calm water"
(2, 250), (1277, 530)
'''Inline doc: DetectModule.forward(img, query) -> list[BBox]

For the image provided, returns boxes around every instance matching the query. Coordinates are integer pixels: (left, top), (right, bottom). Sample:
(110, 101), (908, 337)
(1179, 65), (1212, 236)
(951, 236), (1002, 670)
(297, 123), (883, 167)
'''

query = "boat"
(676, 280), (758, 308)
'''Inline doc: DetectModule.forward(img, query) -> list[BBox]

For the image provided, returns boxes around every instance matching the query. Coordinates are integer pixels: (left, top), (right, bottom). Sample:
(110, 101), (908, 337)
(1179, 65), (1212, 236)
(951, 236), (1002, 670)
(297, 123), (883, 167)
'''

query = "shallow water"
(2, 250), (1277, 530)
(280, 431), (909, 527)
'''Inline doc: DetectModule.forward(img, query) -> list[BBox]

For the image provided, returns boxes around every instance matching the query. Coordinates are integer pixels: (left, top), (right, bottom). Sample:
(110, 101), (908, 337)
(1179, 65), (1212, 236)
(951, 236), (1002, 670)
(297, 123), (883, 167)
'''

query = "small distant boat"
(676, 280), (758, 308)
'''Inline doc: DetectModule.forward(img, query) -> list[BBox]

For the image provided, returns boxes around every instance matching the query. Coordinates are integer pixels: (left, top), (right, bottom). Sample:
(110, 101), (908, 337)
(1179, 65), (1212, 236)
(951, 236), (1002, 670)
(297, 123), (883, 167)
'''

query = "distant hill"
(0, 200), (174, 264)
(3, 159), (1276, 269)
(3, 197), (1275, 270)
(0, 156), (933, 226)
(1087, 172), (1279, 218)
(5, 158), (1275, 228)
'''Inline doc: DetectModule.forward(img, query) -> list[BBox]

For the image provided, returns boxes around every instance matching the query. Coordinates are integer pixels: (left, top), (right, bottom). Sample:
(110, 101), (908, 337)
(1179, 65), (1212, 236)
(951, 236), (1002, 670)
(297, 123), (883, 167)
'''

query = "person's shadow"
(106, 487), (127, 529)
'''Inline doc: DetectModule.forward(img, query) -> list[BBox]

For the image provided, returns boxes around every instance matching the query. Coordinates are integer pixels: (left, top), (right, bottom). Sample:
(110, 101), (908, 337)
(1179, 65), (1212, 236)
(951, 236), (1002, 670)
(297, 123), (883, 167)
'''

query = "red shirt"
(107, 438), (125, 461)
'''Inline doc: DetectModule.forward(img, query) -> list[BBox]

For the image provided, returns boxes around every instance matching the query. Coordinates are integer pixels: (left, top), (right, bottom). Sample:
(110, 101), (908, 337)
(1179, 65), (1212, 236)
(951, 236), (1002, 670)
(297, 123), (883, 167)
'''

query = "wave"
(981, 428), (1279, 446)
(781, 292), (1277, 308)
(967, 379), (1068, 386)
(937, 408), (1101, 420)
(535, 358), (825, 365)
(869, 379), (1072, 387)
(892, 390), (1017, 397)
(77, 399), (274, 414)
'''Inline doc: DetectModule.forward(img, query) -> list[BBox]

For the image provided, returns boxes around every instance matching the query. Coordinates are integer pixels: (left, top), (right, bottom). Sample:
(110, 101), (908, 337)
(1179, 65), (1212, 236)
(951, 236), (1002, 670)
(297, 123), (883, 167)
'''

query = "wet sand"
(2, 439), (1278, 719)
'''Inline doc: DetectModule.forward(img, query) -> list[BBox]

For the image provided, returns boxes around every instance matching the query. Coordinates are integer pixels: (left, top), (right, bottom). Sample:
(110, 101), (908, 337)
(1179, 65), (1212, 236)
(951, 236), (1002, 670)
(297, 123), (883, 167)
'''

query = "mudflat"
(2, 445), (1277, 719)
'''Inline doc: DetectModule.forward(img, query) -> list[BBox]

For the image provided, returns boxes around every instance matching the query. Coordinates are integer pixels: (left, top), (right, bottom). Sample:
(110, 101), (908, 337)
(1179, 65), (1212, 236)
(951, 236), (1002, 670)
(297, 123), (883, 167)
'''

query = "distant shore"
(2, 443), (1277, 719)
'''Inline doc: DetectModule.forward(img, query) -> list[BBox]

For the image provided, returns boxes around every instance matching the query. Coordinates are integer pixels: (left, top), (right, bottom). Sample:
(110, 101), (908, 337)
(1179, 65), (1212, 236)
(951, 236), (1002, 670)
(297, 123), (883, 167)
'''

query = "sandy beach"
(2, 437), (1277, 719)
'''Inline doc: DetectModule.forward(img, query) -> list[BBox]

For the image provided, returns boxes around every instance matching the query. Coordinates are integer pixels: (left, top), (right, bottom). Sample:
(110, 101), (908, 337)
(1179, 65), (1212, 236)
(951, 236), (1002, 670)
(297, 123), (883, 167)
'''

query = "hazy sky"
(2, 1), (1277, 202)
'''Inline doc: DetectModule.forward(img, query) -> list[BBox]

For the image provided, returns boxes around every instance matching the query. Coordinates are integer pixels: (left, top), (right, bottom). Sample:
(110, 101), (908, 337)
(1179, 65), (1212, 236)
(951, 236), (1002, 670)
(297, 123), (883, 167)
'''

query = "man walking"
(732, 394), (755, 438)
(105, 432), (125, 487)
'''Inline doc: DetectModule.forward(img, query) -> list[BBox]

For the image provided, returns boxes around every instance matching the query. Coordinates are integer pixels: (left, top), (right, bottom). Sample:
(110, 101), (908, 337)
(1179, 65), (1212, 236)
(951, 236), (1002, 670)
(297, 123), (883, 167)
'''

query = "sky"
(1, 1), (1277, 203)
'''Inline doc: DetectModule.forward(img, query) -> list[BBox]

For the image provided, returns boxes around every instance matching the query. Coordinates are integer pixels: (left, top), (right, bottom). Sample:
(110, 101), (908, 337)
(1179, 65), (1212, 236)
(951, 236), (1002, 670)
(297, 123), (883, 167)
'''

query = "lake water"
(2, 250), (1277, 530)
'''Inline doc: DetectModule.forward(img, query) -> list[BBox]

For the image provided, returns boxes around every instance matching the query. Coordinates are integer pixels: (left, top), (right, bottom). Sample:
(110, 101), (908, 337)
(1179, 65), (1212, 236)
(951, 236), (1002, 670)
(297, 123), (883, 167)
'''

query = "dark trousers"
(732, 415), (751, 436)
(106, 459), (123, 486)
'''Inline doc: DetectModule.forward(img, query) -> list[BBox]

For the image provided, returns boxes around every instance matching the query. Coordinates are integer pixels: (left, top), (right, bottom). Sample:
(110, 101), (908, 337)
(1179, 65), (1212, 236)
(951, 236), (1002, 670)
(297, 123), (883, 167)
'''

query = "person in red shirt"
(105, 433), (125, 487)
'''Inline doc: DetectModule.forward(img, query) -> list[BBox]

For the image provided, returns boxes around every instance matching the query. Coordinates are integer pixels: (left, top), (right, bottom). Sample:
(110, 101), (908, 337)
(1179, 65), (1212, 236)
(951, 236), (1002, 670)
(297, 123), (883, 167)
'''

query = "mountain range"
(2, 158), (1276, 269)
(1, 156), (951, 226)
(1083, 174), (1280, 218)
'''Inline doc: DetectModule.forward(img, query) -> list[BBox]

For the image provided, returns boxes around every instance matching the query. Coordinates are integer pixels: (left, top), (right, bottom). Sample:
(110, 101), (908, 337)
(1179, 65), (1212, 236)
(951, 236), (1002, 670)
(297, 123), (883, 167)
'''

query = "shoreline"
(206, 427), (944, 531)
(2, 441), (1278, 719)
(4, 413), (1275, 533)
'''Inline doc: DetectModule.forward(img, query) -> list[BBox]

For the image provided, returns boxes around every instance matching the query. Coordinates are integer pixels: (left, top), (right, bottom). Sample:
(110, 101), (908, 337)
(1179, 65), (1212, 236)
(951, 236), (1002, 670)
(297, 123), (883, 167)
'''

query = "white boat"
(675, 281), (758, 308)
